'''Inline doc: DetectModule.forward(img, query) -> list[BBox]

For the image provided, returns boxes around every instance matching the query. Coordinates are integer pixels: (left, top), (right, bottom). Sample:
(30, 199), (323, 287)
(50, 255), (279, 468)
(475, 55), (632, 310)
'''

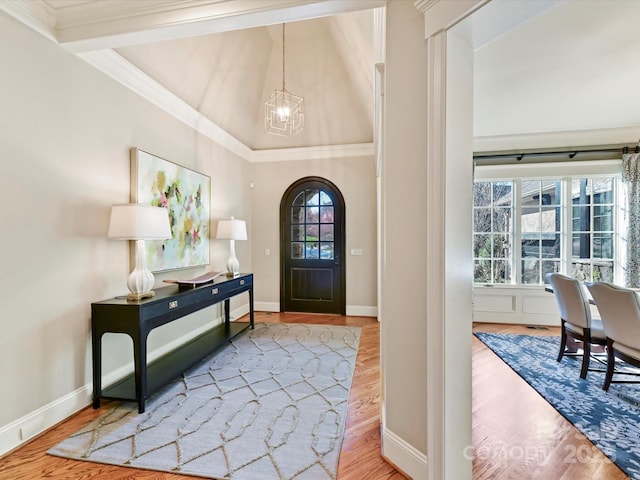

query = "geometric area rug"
(475, 332), (640, 480)
(48, 322), (361, 480)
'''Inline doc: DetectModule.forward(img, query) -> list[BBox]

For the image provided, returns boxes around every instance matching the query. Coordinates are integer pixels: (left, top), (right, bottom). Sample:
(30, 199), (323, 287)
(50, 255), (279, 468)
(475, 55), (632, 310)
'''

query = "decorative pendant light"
(265, 23), (304, 136)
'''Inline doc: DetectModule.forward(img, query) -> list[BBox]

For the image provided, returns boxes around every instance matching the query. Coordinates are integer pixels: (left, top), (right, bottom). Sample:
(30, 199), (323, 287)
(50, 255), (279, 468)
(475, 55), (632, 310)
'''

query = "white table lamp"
(108, 204), (172, 301)
(216, 217), (247, 276)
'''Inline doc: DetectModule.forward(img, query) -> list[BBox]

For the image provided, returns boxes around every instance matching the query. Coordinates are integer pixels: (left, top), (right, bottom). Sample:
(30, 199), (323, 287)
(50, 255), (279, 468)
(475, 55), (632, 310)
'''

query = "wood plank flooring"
(0, 312), (407, 480)
(5, 315), (630, 480)
(473, 323), (630, 480)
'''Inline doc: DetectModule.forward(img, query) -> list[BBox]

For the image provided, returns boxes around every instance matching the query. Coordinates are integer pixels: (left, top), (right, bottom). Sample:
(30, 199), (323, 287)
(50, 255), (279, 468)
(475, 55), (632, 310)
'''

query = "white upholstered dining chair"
(586, 282), (640, 391)
(546, 273), (606, 379)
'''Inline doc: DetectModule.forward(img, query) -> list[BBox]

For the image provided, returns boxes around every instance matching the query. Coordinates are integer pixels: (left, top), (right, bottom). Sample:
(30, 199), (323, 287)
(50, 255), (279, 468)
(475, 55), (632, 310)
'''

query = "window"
(520, 180), (561, 284)
(473, 181), (513, 283)
(290, 189), (335, 260)
(473, 176), (619, 285)
(571, 178), (614, 282)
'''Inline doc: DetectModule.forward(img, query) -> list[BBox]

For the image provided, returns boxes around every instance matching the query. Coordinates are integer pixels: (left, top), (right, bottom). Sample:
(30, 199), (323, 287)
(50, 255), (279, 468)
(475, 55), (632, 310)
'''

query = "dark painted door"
(280, 177), (345, 314)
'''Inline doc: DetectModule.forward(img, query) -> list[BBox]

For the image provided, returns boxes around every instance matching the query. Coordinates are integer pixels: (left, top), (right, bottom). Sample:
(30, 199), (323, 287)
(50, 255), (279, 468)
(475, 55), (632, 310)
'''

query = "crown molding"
(414, 0), (439, 14)
(0, 0), (57, 42)
(78, 49), (253, 161)
(250, 143), (375, 163)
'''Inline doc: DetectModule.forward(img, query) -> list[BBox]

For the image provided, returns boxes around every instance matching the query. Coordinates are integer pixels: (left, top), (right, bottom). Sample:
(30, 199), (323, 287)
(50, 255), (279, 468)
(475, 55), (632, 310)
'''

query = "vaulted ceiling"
(115, 13), (375, 150)
(4, 0), (382, 155)
(3, 0), (640, 157)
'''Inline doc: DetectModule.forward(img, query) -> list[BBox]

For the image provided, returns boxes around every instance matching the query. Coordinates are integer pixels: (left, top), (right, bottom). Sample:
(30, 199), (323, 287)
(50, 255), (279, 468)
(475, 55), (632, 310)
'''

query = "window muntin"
(473, 181), (513, 283)
(473, 176), (618, 285)
(290, 189), (334, 260)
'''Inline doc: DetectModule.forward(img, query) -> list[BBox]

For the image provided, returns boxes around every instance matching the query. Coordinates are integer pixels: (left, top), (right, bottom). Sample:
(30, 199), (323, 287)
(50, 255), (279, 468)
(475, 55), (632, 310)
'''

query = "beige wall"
(0, 13), (251, 451)
(250, 156), (377, 314)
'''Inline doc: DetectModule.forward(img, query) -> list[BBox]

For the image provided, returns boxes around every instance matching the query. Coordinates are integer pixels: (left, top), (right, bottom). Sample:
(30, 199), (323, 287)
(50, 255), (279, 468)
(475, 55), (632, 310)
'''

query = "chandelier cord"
(281, 23), (286, 93)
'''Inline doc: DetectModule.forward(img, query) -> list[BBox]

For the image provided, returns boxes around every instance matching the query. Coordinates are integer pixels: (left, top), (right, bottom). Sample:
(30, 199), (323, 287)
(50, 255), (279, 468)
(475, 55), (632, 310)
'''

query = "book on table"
(164, 271), (224, 288)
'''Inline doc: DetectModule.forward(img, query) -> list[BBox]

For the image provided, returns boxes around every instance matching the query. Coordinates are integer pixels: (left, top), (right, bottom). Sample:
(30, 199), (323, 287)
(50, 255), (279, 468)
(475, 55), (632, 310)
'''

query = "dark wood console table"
(91, 273), (254, 413)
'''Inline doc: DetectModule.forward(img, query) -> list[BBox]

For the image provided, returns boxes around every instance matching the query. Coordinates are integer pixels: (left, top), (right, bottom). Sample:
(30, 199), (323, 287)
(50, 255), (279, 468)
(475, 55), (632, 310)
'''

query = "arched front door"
(280, 177), (346, 314)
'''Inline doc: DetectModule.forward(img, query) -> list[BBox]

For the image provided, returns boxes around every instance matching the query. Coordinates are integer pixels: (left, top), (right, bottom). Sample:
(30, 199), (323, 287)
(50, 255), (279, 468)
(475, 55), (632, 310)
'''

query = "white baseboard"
(0, 384), (92, 457)
(382, 426), (428, 480)
(254, 301), (280, 312)
(346, 305), (378, 317)
(255, 302), (378, 318)
(0, 303), (249, 457)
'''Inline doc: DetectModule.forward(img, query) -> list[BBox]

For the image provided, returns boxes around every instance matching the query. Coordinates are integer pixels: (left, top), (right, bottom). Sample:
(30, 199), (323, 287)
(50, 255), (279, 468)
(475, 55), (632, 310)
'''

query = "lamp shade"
(108, 204), (172, 240)
(216, 217), (247, 240)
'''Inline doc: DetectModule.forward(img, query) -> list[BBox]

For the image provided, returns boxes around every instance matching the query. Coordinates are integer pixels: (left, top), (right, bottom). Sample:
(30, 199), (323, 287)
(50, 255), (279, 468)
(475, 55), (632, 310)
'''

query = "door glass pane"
(292, 225), (304, 241)
(292, 192), (305, 206)
(306, 189), (319, 205)
(289, 187), (336, 261)
(306, 225), (319, 241)
(320, 224), (334, 241)
(320, 191), (333, 205)
(292, 207), (304, 224)
(292, 242), (304, 259)
(306, 207), (319, 223)
(320, 206), (334, 223)
(306, 242), (319, 258)
(320, 242), (334, 259)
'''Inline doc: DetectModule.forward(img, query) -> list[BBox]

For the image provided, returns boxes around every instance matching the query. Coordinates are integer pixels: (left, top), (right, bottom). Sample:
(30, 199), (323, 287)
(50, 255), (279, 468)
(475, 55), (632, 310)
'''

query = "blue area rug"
(475, 332), (640, 479)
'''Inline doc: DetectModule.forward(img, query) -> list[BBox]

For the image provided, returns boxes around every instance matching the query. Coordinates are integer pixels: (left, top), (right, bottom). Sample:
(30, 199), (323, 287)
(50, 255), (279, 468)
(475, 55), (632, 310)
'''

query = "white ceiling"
(4, 0), (640, 156)
(473, 0), (640, 144)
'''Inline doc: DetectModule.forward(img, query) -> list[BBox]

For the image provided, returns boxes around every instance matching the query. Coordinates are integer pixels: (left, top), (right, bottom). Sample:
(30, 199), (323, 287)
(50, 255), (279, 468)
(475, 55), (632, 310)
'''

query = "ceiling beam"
(2, 0), (384, 52)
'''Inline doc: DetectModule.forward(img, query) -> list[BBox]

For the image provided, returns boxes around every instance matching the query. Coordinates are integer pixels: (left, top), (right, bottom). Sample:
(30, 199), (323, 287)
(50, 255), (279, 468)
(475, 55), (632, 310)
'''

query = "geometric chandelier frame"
(265, 23), (304, 136)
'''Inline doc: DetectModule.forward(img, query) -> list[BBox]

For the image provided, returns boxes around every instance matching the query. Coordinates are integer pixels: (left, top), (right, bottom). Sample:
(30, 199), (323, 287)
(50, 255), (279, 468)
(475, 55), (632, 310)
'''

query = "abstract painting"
(131, 148), (210, 272)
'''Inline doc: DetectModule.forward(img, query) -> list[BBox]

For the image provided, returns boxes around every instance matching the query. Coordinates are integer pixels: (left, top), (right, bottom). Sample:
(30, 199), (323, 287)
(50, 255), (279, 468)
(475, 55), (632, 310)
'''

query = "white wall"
(250, 155), (377, 315)
(0, 13), (251, 454)
(381, 0), (428, 465)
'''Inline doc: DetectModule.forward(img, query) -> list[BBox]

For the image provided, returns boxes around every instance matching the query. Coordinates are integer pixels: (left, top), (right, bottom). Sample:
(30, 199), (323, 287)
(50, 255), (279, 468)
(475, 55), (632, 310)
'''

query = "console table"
(91, 273), (254, 413)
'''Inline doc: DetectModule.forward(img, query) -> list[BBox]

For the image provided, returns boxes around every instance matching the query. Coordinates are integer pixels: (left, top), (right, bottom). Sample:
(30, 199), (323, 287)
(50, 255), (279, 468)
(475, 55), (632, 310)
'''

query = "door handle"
(335, 254), (340, 266)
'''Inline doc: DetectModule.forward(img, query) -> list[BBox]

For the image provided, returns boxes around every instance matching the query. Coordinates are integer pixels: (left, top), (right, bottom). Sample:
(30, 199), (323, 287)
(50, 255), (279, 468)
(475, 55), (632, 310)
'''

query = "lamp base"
(126, 290), (155, 302)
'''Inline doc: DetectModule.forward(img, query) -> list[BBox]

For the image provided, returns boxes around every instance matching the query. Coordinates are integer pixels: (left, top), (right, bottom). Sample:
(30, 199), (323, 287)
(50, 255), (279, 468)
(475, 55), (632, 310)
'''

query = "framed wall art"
(131, 148), (210, 272)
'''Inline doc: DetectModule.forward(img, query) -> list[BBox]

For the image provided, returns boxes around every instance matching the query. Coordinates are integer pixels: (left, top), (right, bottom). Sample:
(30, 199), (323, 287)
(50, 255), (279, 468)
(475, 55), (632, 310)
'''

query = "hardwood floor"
(7, 315), (627, 480)
(473, 322), (630, 480)
(0, 312), (407, 480)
